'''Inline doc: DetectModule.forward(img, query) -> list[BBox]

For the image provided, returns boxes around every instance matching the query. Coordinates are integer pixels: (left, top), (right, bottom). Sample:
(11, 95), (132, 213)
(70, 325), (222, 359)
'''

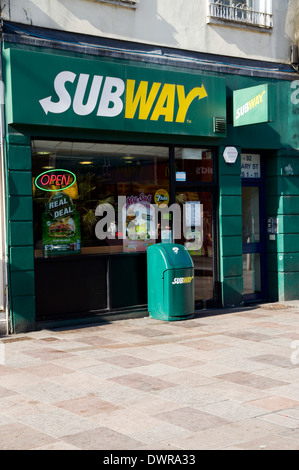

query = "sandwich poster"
(42, 191), (81, 257)
(122, 193), (156, 253)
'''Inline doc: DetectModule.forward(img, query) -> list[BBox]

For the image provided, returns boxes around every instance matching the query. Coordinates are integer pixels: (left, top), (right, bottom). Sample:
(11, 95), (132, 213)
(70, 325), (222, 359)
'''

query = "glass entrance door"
(173, 146), (218, 308)
(175, 189), (216, 307)
(242, 184), (266, 301)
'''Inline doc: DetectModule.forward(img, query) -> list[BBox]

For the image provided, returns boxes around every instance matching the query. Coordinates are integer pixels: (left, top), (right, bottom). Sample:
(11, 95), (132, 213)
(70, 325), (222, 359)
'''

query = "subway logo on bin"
(172, 276), (194, 285)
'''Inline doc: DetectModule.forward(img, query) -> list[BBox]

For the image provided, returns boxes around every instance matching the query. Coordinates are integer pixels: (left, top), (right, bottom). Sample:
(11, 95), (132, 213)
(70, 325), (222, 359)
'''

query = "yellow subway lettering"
(125, 79), (161, 120)
(150, 83), (176, 122)
(176, 85), (207, 123)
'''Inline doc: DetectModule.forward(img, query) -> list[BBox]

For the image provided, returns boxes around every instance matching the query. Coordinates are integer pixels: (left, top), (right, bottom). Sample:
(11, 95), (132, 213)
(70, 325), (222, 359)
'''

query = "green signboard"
(5, 48), (226, 137)
(233, 84), (269, 127)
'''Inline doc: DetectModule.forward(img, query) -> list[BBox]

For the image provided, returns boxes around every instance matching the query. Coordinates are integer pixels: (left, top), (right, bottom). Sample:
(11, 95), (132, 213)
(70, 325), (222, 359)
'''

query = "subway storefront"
(3, 36), (299, 333)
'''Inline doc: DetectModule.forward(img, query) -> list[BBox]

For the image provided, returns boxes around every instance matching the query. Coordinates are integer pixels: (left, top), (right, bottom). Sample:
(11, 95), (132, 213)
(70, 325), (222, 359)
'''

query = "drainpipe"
(0, 18), (9, 336)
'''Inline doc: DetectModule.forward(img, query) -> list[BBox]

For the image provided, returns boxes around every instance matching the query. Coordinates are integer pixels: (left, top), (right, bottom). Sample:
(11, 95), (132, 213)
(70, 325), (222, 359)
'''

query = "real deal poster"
(42, 191), (81, 257)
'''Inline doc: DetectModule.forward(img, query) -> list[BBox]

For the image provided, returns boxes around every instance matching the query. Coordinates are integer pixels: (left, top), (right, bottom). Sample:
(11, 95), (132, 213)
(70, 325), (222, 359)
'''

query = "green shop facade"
(1, 25), (299, 333)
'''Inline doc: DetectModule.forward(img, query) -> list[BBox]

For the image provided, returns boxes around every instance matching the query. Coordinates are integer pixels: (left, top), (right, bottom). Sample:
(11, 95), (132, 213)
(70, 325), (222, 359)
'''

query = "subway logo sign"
(233, 84), (269, 127)
(39, 72), (209, 124)
(6, 48), (226, 137)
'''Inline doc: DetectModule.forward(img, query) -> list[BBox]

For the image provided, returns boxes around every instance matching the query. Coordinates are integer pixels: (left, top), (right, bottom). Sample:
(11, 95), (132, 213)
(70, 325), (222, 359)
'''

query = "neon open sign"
(35, 169), (76, 192)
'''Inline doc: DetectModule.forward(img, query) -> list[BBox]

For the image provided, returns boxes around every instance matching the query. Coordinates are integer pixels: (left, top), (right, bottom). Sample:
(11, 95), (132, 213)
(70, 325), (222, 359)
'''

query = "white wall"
(0, 0), (297, 64)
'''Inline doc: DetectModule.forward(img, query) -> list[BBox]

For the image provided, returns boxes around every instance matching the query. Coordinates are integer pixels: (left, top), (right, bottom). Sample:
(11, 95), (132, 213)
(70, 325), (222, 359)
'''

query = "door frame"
(171, 145), (219, 308)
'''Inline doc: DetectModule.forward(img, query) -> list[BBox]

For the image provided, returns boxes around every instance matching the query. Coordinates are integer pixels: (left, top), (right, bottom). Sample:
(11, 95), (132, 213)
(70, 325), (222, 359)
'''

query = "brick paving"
(0, 302), (299, 450)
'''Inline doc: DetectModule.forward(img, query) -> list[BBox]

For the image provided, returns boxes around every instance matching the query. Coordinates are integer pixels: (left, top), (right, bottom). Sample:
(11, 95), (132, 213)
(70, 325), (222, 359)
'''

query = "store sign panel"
(6, 48), (226, 137)
(233, 84), (269, 127)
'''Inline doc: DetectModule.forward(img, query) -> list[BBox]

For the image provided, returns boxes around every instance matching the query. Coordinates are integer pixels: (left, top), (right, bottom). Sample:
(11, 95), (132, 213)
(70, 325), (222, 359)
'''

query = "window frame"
(207, 0), (273, 31)
(94, 0), (139, 9)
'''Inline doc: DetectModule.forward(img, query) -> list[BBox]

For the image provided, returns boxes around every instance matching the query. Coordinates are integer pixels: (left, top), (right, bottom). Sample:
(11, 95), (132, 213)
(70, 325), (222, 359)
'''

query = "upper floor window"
(207, 0), (273, 29)
(95, 0), (139, 8)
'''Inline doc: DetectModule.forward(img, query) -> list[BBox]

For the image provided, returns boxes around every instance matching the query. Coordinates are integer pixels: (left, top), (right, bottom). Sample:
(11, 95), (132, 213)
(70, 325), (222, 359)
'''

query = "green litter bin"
(147, 243), (194, 321)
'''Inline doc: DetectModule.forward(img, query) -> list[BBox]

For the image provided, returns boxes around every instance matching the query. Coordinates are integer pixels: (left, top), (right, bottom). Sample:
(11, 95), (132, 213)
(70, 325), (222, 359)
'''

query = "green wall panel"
(9, 221), (34, 246)
(278, 272), (299, 301)
(7, 144), (32, 170)
(222, 276), (244, 307)
(268, 252), (299, 272)
(222, 256), (243, 277)
(11, 295), (35, 334)
(222, 236), (242, 257)
(10, 270), (35, 296)
(10, 246), (34, 272)
(5, 134), (35, 333)
(221, 216), (242, 237)
(266, 153), (299, 302)
(9, 196), (33, 221)
(267, 195), (299, 215)
(9, 171), (33, 196)
(218, 147), (243, 307)
(267, 176), (299, 196)
(267, 155), (299, 177)
(277, 253), (299, 272)
(277, 234), (299, 253)
(220, 197), (242, 217)
(279, 215), (299, 233)
(280, 196), (299, 215)
(219, 176), (242, 196)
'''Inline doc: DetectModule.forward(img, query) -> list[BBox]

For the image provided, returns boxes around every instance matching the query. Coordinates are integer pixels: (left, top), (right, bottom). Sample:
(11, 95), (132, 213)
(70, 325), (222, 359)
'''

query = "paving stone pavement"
(1, 302), (299, 450)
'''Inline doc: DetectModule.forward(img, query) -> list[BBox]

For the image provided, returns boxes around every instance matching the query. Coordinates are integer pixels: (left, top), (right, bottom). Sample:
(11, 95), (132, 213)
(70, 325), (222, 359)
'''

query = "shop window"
(207, 0), (273, 29)
(32, 140), (169, 258)
(175, 148), (214, 183)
